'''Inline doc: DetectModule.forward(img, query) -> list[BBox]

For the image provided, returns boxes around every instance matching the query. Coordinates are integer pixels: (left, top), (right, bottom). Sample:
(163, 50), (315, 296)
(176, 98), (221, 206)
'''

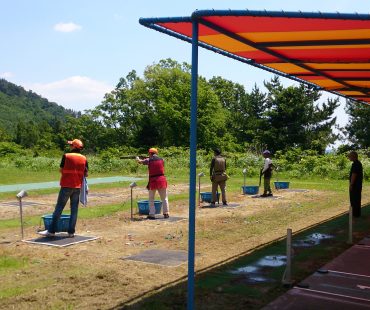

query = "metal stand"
(198, 172), (204, 207)
(348, 205), (353, 244)
(16, 190), (28, 240)
(242, 168), (247, 194)
(282, 228), (294, 286)
(129, 182), (137, 221)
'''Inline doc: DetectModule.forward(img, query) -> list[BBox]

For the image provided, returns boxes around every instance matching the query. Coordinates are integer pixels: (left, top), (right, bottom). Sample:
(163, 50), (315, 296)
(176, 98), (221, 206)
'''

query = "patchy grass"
(127, 204), (370, 310)
(0, 177), (368, 309)
(0, 255), (28, 273)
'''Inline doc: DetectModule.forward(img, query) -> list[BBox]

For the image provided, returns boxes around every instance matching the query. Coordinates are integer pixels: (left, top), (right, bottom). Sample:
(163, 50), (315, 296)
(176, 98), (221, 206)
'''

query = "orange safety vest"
(60, 153), (87, 188)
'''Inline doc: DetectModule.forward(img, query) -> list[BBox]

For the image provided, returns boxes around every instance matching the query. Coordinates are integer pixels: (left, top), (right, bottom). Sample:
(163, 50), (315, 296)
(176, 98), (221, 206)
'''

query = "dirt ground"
(0, 184), (369, 310)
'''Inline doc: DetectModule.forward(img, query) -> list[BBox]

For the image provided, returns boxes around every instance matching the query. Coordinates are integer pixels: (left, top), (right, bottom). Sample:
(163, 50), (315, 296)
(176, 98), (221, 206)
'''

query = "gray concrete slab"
(278, 189), (309, 193)
(122, 249), (188, 267)
(251, 195), (281, 199)
(0, 201), (48, 207)
(142, 216), (187, 222)
(24, 234), (99, 247)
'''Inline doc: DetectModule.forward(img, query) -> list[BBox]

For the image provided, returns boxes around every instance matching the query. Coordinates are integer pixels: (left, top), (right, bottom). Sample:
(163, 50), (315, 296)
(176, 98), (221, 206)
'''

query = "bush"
(0, 146), (368, 181)
(0, 142), (27, 156)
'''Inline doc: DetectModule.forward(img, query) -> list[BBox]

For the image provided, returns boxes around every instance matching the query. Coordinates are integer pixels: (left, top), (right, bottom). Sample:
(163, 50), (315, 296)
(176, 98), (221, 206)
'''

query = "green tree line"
(0, 59), (369, 154)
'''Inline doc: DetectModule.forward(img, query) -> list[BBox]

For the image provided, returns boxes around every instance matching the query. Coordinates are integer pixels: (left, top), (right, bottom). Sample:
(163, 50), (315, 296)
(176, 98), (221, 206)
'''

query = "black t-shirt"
(350, 160), (363, 188)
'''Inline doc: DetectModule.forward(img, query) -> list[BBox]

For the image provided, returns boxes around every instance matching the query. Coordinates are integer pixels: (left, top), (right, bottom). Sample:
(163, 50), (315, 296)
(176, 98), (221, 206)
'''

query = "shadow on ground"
(112, 204), (370, 310)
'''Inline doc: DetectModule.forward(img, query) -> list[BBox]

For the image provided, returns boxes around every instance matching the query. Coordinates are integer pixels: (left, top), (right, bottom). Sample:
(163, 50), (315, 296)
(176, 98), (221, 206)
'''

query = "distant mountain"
(0, 78), (77, 136)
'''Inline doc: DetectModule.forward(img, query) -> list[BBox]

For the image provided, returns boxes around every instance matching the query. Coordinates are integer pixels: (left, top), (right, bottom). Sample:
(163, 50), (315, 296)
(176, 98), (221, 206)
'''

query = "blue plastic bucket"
(137, 200), (162, 215)
(42, 214), (70, 232)
(241, 186), (259, 195)
(274, 181), (290, 189)
(200, 192), (219, 203)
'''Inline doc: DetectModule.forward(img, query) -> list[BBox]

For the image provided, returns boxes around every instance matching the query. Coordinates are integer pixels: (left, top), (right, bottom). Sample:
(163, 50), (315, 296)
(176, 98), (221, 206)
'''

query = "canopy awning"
(140, 10), (370, 105)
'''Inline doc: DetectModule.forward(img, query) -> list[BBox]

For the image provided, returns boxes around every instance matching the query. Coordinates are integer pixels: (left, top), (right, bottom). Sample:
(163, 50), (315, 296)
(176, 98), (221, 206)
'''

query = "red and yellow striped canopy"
(140, 10), (370, 104)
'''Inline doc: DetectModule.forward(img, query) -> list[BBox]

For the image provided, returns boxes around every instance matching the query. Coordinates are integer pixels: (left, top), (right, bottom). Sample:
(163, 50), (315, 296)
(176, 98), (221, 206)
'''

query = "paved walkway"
(0, 176), (143, 193)
(264, 237), (370, 309)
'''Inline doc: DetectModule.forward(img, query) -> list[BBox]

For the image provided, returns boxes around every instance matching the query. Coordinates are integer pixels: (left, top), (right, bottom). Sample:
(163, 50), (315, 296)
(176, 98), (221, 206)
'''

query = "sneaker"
(67, 233), (75, 238)
(147, 215), (156, 220)
(38, 230), (55, 237)
(260, 194), (268, 197)
(222, 202), (228, 206)
(163, 214), (169, 219)
(267, 193), (273, 197)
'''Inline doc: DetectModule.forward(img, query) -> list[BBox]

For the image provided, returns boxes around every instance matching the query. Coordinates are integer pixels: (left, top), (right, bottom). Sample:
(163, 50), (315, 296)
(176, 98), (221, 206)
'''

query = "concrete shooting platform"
(201, 203), (240, 208)
(141, 216), (187, 222)
(277, 189), (309, 193)
(251, 195), (281, 199)
(24, 234), (99, 247)
(122, 249), (188, 267)
(0, 201), (48, 207)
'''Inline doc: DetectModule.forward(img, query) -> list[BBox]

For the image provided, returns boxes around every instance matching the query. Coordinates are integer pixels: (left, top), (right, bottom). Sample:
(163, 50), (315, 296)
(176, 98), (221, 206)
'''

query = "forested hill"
(0, 78), (76, 136)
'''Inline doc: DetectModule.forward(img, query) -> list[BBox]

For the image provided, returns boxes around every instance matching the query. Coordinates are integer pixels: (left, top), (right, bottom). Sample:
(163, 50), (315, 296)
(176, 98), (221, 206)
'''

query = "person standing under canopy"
(348, 151), (363, 218)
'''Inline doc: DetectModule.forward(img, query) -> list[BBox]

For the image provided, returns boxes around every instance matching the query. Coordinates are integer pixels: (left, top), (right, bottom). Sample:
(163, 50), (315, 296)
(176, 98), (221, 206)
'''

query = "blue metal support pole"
(187, 19), (198, 310)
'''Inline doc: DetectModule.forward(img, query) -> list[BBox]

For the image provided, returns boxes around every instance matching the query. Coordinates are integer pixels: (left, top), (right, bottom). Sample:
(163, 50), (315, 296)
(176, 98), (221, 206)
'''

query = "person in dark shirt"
(348, 151), (363, 217)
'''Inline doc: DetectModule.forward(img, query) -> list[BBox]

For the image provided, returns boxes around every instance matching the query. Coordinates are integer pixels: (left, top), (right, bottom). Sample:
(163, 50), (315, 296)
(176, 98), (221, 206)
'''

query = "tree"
(263, 77), (339, 153)
(92, 59), (231, 150)
(345, 100), (370, 148)
(15, 120), (40, 148)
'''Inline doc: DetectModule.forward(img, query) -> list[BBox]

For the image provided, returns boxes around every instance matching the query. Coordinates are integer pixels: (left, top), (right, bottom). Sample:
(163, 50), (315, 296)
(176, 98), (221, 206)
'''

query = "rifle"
(259, 168), (263, 187)
(119, 155), (146, 160)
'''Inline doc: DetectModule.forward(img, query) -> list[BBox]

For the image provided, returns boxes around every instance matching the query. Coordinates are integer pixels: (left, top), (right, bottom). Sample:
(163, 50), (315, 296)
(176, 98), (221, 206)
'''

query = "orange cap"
(67, 139), (84, 149)
(148, 147), (158, 154)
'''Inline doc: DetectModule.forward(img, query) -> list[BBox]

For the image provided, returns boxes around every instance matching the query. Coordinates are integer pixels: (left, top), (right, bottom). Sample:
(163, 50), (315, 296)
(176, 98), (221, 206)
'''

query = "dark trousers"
(263, 177), (272, 194)
(350, 188), (362, 217)
(50, 187), (80, 234)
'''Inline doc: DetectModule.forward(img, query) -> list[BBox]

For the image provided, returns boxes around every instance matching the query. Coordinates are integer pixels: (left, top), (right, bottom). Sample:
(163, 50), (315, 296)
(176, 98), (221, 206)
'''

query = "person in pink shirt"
(137, 148), (169, 219)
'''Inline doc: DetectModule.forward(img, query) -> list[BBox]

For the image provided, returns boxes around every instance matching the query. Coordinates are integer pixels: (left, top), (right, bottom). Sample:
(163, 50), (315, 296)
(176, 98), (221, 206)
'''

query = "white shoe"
(38, 230), (55, 237)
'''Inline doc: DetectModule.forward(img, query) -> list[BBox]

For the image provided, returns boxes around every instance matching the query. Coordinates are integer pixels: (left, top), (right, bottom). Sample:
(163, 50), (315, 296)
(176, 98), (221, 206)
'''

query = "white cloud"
(25, 76), (113, 112)
(0, 72), (14, 78)
(53, 22), (82, 33)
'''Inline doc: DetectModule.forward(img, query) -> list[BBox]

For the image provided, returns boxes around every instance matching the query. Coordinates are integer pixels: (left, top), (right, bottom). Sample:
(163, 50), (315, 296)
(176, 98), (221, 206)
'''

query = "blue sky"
(0, 1), (368, 132)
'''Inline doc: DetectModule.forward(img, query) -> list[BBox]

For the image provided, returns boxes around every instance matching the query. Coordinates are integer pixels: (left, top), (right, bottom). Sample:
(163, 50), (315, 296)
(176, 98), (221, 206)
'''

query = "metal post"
(198, 176), (201, 207)
(242, 169), (247, 195)
(282, 228), (293, 286)
(131, 187), (133, 220)
(188, 19), (198, 310)
(198, 172), (204, 208)
(16, 190), (27, 240)
(348, 205), (353, 244)
(129, 182), (137, 221)
(19, 198), (24, 240)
